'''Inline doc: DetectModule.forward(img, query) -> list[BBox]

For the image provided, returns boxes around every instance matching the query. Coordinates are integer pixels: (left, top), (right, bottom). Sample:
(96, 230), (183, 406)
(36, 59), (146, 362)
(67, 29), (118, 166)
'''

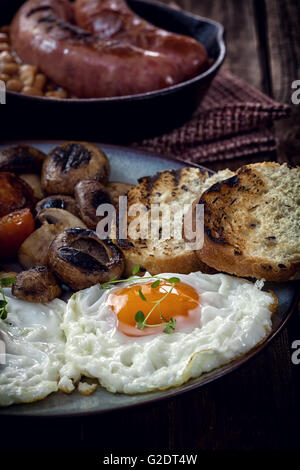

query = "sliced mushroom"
(107, 181), (135, 207)
(0, 172), (36, 217)
(36, 208), (86, 227)
(20, 174), (44, 200)
(48, 228), (124, 290)
(0, 145), (46, 173)
(74, 179), (112, 230)
(18, 208), (87, 268)
(36, 195), (79, 218)
(42, 142), (110, 195)
(12, 267), (62, 303)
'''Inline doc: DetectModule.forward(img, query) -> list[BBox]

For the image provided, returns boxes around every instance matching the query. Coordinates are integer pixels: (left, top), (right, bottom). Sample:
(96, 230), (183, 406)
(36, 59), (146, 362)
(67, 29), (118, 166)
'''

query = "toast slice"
(192, 162), (300, 281)
(112, 167), (234, 276)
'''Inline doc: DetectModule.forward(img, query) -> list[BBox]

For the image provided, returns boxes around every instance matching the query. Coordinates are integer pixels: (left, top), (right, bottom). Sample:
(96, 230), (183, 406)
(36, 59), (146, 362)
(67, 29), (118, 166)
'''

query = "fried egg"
(59, 272), (276, 394)
(0, 289), (66, 407)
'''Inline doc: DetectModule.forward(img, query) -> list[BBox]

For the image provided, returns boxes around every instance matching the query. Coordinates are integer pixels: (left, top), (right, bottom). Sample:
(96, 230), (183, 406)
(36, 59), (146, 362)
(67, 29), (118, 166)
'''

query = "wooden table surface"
(2, 0), (300, 457)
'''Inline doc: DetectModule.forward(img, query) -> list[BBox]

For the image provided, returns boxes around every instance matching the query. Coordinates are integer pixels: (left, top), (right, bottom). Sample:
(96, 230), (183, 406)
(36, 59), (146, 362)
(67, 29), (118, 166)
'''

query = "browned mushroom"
(0, 145), (46, 173)
(107, 181), (135, 207)
(18, 208), (87, 268)
(41, 142), (110, 195)
(36, 195), (80, 218)
(48, 228), (124, 290)
(74, 179), (112, 230)
(12, 266), (62, 303)
(20, 174), (44, 200)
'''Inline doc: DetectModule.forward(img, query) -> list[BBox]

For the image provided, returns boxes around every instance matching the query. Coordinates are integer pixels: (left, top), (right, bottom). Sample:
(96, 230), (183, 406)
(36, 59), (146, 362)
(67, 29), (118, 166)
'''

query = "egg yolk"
(107, 281), (200, 337)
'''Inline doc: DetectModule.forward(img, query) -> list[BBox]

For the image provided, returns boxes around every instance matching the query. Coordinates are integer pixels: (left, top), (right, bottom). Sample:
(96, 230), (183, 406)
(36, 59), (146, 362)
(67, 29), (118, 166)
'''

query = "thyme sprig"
(0, 277), (16, 320)
(100, 265), (180, 334)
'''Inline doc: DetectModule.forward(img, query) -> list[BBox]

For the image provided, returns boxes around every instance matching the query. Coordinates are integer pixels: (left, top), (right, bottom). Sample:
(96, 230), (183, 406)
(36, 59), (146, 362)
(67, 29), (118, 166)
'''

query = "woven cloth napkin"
(133, 69), (290, 164)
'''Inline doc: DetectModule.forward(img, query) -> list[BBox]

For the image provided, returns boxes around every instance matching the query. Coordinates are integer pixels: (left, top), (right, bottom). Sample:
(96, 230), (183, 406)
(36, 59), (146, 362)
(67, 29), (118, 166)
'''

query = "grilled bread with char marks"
(112, 167), (234, 276)
(189, 162), (300, 281)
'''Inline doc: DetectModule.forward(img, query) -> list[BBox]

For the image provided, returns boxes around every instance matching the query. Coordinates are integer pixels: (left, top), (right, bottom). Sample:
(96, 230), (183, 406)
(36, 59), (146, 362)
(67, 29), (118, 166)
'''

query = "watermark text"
(96, 197), (204, 251)
(0, 80), (5, 104)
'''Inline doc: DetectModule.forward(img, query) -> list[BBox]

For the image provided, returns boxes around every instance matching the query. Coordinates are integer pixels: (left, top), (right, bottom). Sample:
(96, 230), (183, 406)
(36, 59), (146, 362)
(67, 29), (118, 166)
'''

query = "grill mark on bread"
(37, 15), (56, 24)
(234, 249), (243, 256)
(111, 167), (234, 276)
(261, 264), (272, 271)
(194, 162), (300, 281)
(205, 227), (227, 245)
(170, 169), (181, 187)
(206, 175), (240, 194)
(115, 206), (133, 249)
(26, 5), (52, 17)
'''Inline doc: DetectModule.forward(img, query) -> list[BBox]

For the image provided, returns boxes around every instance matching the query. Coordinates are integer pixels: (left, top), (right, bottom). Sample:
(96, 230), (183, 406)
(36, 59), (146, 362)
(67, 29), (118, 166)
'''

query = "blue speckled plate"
(0, 141), (298, 417)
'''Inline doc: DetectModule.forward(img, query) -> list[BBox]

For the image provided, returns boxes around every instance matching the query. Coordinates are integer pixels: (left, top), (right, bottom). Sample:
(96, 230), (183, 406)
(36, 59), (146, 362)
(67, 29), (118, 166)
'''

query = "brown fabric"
(133, 69), (290, 163)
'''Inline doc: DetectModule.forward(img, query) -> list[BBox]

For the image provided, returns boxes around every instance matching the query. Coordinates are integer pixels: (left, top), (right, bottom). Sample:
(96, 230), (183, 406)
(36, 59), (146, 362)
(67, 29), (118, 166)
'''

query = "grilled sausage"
(11, 0), (208, 98)
(74, 0), (208, 78)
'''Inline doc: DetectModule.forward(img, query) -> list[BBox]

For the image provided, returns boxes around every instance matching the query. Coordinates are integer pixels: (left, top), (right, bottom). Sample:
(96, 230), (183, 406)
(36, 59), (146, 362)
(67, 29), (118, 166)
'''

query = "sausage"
(11, 0), (207, 98)
(11, 0), (208, 98)
(11, 0), (179, 98)
(74, 0), (208, 78)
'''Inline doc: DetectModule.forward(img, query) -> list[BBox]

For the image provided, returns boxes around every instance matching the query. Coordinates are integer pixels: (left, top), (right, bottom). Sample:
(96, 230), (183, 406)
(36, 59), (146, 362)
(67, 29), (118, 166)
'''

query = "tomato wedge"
(0, 208), (35, 258)
(0, 172), (35, 218)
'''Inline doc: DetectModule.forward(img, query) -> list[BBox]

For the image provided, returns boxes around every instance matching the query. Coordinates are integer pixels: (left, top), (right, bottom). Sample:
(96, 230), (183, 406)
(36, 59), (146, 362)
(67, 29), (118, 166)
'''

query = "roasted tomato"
(0, 208), (35, 258)
(0, 172), (35, 218)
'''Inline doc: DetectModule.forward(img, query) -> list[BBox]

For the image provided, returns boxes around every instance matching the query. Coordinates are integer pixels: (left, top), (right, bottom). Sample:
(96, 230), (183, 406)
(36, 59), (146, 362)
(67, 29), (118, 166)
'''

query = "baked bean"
(45, 89), (68, 99)
(20, 70), (35, 87)
(0, 73), (10, 83)
(22, 86), (43, 96)
(0, 52), (15, 63)
(1, 63), (19, 75)
(19, 64), (38, 75)
(0, 43), (10, 52)
(0, 33), (8, 43)
(33, 73), (46, 90)
(0, 27), (70, 98)
(6, 78), (23, 92)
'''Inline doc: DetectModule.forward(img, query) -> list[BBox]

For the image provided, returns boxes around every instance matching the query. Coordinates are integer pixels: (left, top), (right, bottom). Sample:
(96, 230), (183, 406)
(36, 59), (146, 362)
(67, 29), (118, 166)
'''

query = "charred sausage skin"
(74, 0), (208, 77)
(11, 0), (208, 98)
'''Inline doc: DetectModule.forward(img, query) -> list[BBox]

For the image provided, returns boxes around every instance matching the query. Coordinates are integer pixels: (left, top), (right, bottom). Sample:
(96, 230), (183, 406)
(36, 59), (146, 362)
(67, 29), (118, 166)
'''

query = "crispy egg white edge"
(0, 289), (66, 407)
(59, 272), (275, 395)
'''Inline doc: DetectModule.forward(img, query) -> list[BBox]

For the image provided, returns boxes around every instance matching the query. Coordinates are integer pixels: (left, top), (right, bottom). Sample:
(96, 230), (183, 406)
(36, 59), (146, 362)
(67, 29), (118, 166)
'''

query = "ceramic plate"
(0, 141), (298, 417)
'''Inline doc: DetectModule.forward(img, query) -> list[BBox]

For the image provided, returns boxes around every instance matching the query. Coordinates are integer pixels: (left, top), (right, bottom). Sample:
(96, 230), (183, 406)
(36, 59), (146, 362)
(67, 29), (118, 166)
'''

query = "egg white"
(59, 272), (275, 394)
(0, 289), (66, 407)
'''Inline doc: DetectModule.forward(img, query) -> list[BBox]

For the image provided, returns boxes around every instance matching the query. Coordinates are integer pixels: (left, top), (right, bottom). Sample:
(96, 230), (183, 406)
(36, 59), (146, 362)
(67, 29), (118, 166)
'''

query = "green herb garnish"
(101, 265), (179, 334)
(0, 277), (16, 320)
(138, 289), (147, 301)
